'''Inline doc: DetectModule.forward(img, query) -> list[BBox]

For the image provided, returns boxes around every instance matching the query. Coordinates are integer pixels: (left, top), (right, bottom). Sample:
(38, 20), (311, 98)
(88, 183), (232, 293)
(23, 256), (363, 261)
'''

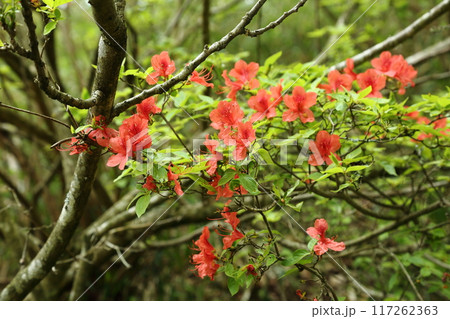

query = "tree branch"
(19, 1), (101, 109)
(406, 37), (450, 66)
(345, 201), (445, 247)
(244, 0), (308, 37)
(113, 0), (297, 116)
(331, 0), (450, 70)
(0, 0), (127, 300)
(0, 149), (101, 300)
(0, 101), (70, 129)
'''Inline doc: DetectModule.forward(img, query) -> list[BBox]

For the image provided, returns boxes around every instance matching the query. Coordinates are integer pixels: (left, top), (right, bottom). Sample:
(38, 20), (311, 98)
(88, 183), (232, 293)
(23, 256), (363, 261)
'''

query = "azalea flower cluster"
(322, 51), (417, 99)
(192, 208), (245, 280)
(61, 51), (218, 197)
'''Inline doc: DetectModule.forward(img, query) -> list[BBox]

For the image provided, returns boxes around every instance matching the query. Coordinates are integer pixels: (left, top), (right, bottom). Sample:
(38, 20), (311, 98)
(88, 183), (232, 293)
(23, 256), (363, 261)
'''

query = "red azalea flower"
(207, 174), (234, 200)
(88, 127), (118, 148)
(136, 96), (161, 119)
(146, 51), (176, 85)
(308, 130), (341, 166)
(391, 57), (417, 95)
(248, 84), (282, 122)
(209, 100), (244, 132)
(189, 68), (214, 88)
(221, 211), (241, 229)
(204, 135), (222, 176)
(168, 164), (183, 196)
(106, 136), (130, 170)
(221, 211), (244, 250)
(343, 58), (357, 81)
(371, 51), (398, 77)
(143, 175), (157, 191)
(86, 115), (118, 148)
(318, 70), (353, 95)
(282, 86), (317, 123)
(119, 114), (152, 148)
(229, 60), (260, 86)
(247, 265), (257, 276)
(433, 117), (448, 132)
(222, 229), (244, 250)
(192, 227), (220, 280)
(233, 121), (256, 161)
(356, 68), (386, 98)
(106, 115), (152, 170)
(371, 52), (417, 95)
(306, 218), (345, 256)
(222, 60), (259, 99)
(404, 107), (420, 120)
(59, 137), (89, 155)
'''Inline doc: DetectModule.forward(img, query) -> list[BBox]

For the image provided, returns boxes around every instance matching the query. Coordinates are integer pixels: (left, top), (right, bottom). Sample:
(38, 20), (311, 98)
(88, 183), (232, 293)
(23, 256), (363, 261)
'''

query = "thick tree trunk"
(0, 0), (127, 300)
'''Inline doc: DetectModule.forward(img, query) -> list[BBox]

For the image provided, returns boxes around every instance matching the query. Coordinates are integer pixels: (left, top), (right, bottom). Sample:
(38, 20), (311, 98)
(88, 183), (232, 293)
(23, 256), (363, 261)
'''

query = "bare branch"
(406, 37), (450, 66)
(113, 0), (302, 116)
(415, 71), (450, 85)
(345, 201), (445, 247)
(0, 101), (70, 128)
(245, 0), (308, 37)
(331, 0), (450, 70)
(19, 1), (101, 109)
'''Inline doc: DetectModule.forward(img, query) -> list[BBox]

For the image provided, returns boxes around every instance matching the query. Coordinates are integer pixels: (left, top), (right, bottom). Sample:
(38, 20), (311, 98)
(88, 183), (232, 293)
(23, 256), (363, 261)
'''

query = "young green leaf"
(218, 169), (236, 186)
(281, 249), (311, 266)
(43, 20), (57, 35)
(135, 194), (151, 217)
(238, 174), (259, 194)
(227, 277), (240, 296)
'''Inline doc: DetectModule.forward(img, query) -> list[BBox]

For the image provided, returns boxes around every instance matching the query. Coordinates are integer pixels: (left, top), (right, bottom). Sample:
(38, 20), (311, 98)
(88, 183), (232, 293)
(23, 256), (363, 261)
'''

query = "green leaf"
(285, 180), (300, 198)
(198, 94), (214, 104)
(186, 175), (215, 192)
(420, 267), (432, 277)
(331, 182), (354, 193)
(278, 268), (297, 279)
(218, 169), (236, 186)
(346, 147), (362, 159)
(308, 172), (324, 180)
(330, 153), (340, 166)
(224, 263), (236, 277)
(324, 166), (344, 174)
(238, 174), (259, 194)
(266, 254), (278, 267)
(307, 238), (318, 252)
(380, 161), (397, 176)
(263, 51), (282, 69)
(227, 277), (240, 296)
(281, 249), (311, 266)
(245, 274), (253, 288)
(346, 165), (370, 172)
(257, 148), (274, 164)
(43, 0), (73, 8)
(0, 39), (4, 47)
(43, 20), (57, 35)
(336, 101), (347, 112)
(135, 194), (151, 217)
(358, 86), (372, 99)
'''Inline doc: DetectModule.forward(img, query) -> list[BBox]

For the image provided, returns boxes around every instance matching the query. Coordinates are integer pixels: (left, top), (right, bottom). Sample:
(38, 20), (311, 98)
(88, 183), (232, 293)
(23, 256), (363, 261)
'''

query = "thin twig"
(380, 246), (424, 301)
(245, 1), (308, 37)
(0, 101), (70, 129)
